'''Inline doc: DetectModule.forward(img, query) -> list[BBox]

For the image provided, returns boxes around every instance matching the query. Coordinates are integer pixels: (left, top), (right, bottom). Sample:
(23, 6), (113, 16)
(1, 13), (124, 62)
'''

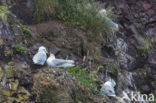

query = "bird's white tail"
(58, 63), (75, 68)
(66, 60), (74, 64)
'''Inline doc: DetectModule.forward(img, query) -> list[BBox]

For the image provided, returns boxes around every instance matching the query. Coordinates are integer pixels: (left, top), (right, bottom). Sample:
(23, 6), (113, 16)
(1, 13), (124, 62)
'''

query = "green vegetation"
(34, 0), (59, 23)
(23, 27), (31, 37)
(34, 0), (117, 39)
(138, 47), (149, 58)
(0, 6), (9, 22)
(14, 44), (26, 54)
(66, 66), (99, 93)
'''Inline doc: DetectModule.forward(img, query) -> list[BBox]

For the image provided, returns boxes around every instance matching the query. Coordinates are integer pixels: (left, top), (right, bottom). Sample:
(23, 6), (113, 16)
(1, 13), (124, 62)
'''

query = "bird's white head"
(49, 53), (55, 59)
(98, 9), (107, 17)
(38, 46), (47, 53)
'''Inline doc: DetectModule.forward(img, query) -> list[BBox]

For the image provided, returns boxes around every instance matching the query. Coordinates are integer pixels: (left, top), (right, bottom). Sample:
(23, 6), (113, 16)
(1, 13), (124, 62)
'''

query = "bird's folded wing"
(33, 52), (46, 64)
(53, 59), (73, 66)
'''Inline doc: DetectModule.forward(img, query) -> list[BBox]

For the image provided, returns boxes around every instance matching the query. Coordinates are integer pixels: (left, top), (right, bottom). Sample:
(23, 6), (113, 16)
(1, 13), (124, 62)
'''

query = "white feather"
(47, 54), (75, 68)
(33, 46), (47, 65)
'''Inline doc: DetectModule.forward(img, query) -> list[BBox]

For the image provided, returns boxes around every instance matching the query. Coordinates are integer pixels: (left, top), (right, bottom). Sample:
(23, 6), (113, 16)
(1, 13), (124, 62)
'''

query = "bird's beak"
(45, 51), (48, 54)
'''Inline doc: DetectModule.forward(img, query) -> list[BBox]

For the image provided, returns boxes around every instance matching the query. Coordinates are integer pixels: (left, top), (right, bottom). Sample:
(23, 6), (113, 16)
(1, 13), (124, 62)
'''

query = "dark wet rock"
(10, 0), (34, 24)
(101, 46), (115, 58)
(148, 52), (156, 68)
(0, 22), (15, 63)
(141, 85), (151, 93)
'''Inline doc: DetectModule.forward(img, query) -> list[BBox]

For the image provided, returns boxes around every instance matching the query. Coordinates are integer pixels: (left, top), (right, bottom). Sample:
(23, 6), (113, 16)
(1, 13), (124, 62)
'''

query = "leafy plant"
(0, 6), (9, 22)
(14, 44), (26, 54)
(66, 66), (99, 93)
(23, 27), (31, 37)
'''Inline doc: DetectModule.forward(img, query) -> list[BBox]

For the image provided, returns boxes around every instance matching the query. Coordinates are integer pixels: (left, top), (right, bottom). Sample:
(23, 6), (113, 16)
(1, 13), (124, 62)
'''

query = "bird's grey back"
(52, 59), (73, 66)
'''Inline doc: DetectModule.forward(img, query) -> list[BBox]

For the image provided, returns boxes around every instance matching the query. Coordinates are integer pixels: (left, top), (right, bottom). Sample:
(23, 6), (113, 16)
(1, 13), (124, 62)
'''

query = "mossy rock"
(0, 88), (12, 96)
(14, 88), (30, 102)
(0, 86), (30, 102)
(3, 63), (17, 78)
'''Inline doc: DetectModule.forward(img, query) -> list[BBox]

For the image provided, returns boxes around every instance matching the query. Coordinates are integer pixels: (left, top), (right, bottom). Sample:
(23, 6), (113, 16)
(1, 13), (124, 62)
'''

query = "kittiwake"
(47, 53), (75, 68)
(33, 46), (48, 65)
(99, 78), (116, 97)
(98, 9), (119, 30)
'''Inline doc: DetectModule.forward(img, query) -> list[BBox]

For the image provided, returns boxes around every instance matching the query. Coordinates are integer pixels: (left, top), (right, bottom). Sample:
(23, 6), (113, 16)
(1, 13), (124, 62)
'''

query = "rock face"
(0, 0), (156, 102)
(11, 0), (34, 24)
(0, 0), (34, 24)
(0, 15), (32, 102)
(98, 0), (156, 95)
(113, 0), (156, 95)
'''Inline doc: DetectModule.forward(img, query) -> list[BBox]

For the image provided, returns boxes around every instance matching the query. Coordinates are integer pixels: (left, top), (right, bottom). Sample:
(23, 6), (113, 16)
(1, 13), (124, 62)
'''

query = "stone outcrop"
(0, 0), (34, 24)
(97, 0), (156, 95)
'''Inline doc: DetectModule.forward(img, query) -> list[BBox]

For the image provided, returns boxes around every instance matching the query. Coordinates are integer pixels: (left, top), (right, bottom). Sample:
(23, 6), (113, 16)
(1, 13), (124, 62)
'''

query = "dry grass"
(32, 70), (59, 101)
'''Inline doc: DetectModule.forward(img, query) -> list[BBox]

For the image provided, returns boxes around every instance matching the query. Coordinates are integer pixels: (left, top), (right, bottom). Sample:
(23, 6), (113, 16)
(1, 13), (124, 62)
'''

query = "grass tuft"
(33, 0), (59, 23)
(34, 0), (117, 40)
(0, 6), (9, 22)
(14, 44), (26, 54)
(66, 66), (99, 93)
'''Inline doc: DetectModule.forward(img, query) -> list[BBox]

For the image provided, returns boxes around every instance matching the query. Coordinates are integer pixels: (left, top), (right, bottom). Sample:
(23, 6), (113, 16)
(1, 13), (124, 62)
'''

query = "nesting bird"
(32, 46), (48, 65)
(100, 78), (116, 97)
(98, 9), (119, 30)
(47, 53), (75, 68)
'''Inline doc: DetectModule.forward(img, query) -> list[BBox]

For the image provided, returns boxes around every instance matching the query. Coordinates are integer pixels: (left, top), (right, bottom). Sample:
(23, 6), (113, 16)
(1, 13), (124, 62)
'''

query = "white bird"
(47, 53), (75, 68)
(33, 46), (48, 65)
(100, 79), (116, 97)
(98, 9), (107, 17)
(98, 9), (119, 30)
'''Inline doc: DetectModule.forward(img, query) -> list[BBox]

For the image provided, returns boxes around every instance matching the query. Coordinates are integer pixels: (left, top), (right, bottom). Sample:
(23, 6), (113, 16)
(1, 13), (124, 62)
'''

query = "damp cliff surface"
(0, 0), (156, 103)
